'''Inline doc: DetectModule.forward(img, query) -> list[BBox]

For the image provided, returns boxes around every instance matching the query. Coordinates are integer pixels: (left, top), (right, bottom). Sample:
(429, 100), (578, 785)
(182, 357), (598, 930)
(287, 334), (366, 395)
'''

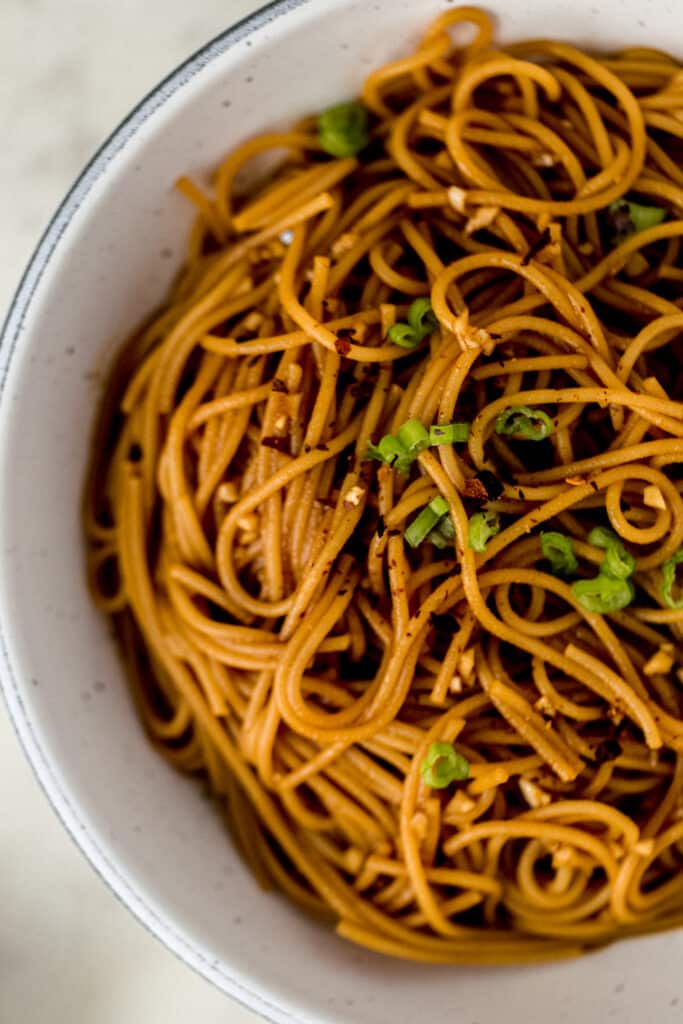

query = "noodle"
(85, 8), (683, 963)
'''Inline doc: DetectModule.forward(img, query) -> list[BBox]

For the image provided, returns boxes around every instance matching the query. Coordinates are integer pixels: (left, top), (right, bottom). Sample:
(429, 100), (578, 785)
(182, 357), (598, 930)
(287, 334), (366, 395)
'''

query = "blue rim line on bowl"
(0, 2), (323, 1022)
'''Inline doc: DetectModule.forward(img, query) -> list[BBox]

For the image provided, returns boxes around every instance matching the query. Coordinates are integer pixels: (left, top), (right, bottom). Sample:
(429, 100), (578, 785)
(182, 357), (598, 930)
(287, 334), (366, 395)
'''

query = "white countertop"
(0, 3), (266, 1021)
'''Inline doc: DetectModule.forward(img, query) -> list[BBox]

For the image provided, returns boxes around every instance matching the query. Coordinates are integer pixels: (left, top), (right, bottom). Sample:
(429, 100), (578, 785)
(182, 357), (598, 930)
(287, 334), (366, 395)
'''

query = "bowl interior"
(2, 1), (683, 1022)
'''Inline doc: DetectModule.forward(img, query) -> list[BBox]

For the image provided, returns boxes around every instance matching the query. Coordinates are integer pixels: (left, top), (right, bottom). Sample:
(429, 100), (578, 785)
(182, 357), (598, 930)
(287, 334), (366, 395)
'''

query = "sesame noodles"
(86, 7), (683, 962)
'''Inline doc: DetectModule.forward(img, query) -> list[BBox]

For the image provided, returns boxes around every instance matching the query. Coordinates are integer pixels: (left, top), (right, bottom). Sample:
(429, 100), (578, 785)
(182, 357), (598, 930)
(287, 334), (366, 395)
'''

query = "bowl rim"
(0, 2), (319, 1021)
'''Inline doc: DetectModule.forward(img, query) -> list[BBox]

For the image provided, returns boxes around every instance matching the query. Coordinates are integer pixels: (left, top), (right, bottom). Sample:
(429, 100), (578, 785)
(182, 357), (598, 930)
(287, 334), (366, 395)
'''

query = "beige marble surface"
(0, 2), (266, 1021)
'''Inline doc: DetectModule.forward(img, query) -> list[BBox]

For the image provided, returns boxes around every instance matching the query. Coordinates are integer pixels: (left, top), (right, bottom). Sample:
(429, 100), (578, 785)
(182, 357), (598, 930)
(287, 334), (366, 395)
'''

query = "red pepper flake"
(271, 377), (288, 393)
(261, 436), (289, 452)
(335, 335), (352, 356)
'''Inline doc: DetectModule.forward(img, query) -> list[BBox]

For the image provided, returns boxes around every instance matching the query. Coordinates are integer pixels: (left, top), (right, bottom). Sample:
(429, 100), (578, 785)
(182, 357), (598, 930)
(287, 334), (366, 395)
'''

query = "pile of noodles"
(85, 7), (683, 963)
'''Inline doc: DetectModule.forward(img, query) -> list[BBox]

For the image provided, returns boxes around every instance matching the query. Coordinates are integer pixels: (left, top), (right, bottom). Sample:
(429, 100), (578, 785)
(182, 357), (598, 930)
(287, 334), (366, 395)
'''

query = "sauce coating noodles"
(86, 8), (683, 962)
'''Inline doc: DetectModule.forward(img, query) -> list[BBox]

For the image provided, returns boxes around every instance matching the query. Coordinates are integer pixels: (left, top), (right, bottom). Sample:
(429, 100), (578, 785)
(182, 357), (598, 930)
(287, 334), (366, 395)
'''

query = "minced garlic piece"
(458, 647), (476, 684)
(447, 185), (469, 214)
(531, 151), (556, 168)
(643, 485), (666, 511)
(343, 485), (365, 508)
(242, 311), (264, 332)
(331, 232), (359, 258)
(519, 778), (551, 809)
(535, 695), (555, 717)
(464, 206), (500, 236)
(643, 644), (675, 677)
(552, 846), (574, 868)
(450, 675), (463, 694)
(454, 309), (494, 355)
(634, 839), (655, 857)
(217, 481), (240, 503)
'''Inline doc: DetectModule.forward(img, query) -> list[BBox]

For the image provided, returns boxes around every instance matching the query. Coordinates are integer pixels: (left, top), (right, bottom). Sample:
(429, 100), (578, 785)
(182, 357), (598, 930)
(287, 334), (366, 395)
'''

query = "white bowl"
(2, 1), (683, 1021)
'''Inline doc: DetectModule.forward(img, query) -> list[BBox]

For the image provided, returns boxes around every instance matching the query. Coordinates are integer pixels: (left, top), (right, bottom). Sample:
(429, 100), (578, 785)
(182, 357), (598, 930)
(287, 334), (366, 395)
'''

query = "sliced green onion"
(608, 199), (666, 242)
(318, 101), (368, 157)
(387, 322), (419, 349)
(601, 542), (636, 581)
(405, 496), (449, 548)
(428, 513), (456, 549)
(407, 297), (438, 337)
(436, 514), (455, 541)
(365, 434), (406, 466)
(541, 531), (578, 577)
(420, 741), (470, 788)
(468, 509), (500, 552)
(495, 405), (554, 441)
(572, 576), (635, 614)
(587, 526), (635, 580)
(661, 549), (683, 609)
(365, 417), (470, 475)
(387, 297), (438, 349)
(429, 422), (470, 445)
(397, 419), (430, 456)
(587, 526), (620, 550)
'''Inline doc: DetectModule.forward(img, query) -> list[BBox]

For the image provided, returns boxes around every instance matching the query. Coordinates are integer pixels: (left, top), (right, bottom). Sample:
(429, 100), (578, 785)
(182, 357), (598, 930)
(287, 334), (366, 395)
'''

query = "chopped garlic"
(331, 232), (359, 258)
(447, 185), (469, 214)
(454, 309), (494, 355)
(643, 485), (666, 511)
(237, 514), (258, 533)
(531, 151), (556, 168)
(535, 695), (555, 717)
(274, 414), (288, 432)
(519, 777), (551, 809)
(343, 485), (365, 509)
(464, 206), (500, 236)
(458, 647), (476, 684)
(634, 839), (655, 858)
(242, 311), (264, 332)
(552, 845), (573, 868)
(217, 481), (240, 503)
(449, 675), (463, 694)
(578, 242), (595, 255)
(643, 646), (675, 677)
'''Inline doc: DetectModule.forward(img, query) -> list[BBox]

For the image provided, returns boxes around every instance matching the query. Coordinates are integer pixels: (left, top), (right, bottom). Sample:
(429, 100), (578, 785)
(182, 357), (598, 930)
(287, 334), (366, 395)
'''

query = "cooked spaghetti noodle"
(85, 8), (683, 962)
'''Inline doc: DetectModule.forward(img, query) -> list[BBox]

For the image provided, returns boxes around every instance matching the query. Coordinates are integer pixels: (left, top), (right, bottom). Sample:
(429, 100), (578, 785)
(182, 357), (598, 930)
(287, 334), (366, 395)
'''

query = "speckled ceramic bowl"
(2, 1), (683, 1021)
